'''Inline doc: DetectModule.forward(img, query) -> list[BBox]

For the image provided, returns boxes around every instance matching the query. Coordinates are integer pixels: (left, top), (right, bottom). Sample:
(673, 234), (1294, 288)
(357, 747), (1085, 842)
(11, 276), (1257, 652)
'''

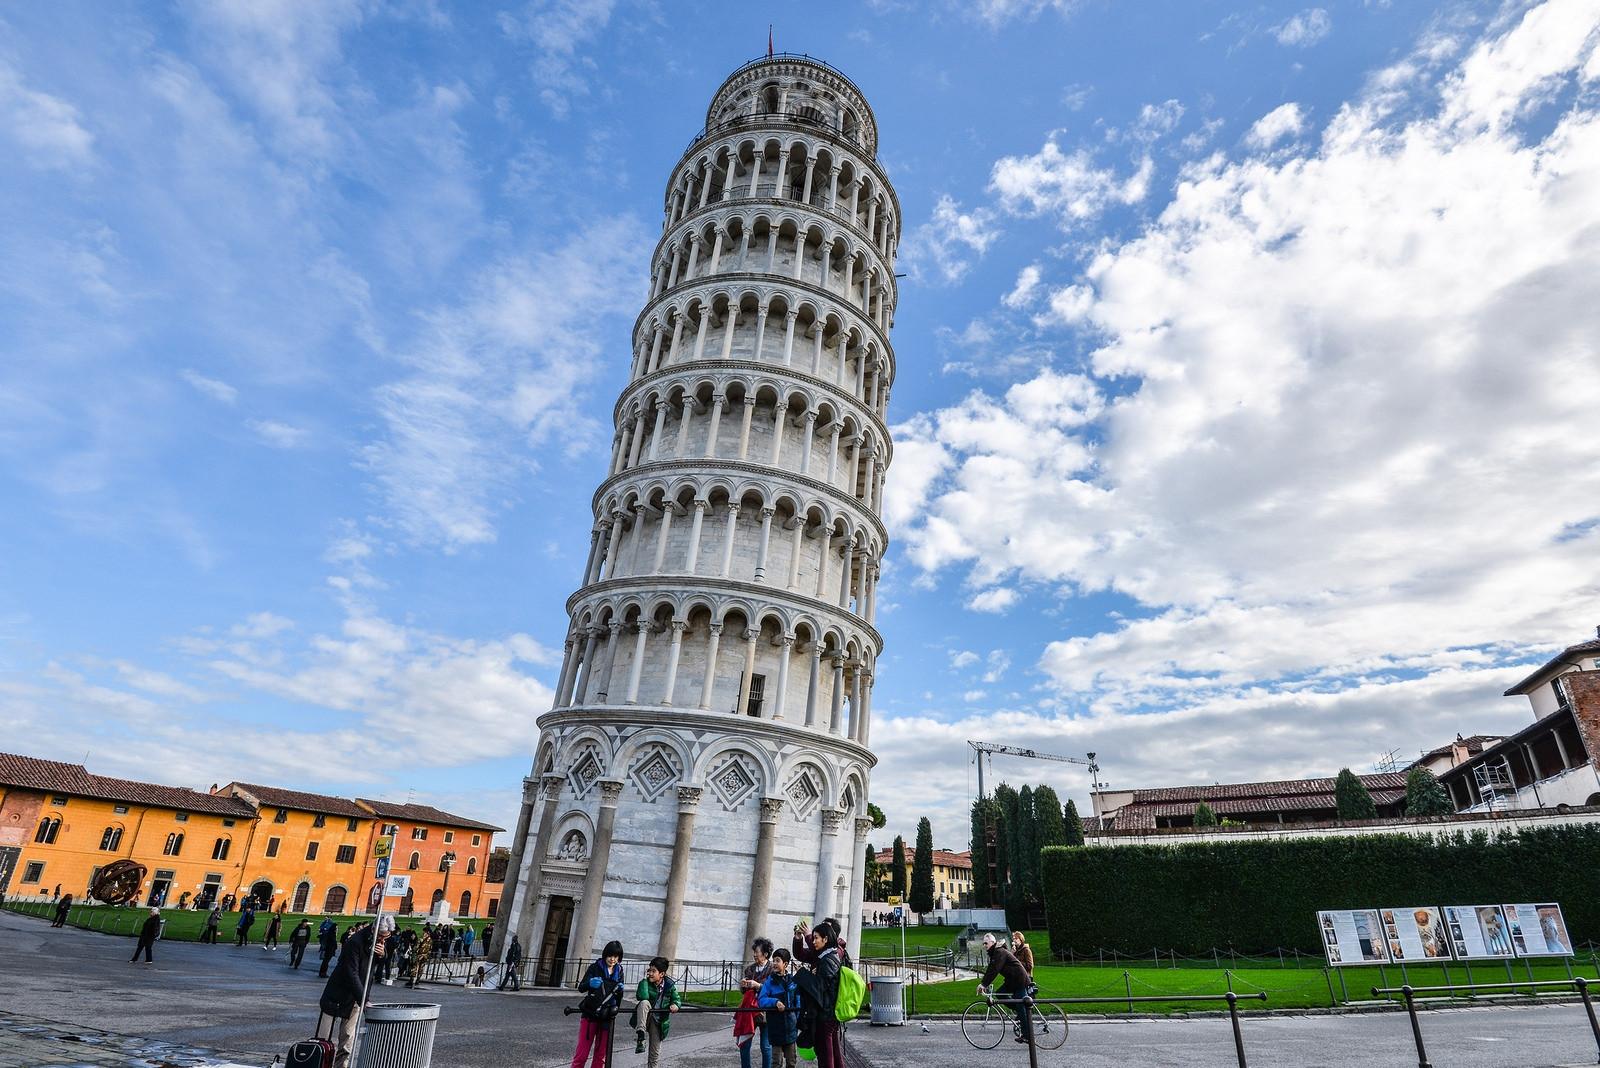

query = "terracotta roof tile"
(356, 798), (503, 833)
(221, 782), (369, 818)
(0, 752), (255, 817)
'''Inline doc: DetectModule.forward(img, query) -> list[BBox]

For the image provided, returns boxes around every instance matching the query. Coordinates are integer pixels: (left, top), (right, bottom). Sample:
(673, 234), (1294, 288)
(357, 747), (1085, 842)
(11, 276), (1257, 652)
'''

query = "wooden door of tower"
(536, 896), (575, 987)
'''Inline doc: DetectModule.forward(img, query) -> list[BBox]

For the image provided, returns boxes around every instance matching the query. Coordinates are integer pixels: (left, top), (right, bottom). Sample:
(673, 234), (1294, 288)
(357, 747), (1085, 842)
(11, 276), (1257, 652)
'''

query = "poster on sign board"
(1441, 905), (1516, 959)
(1378, 906), (1452, 961)
(1501, 903), (1573, 957)
(1317, 909), (1390, 966)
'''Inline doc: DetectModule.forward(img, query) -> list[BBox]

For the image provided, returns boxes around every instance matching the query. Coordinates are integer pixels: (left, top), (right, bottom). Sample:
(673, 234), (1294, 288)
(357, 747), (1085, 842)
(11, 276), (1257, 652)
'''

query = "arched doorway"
(292, 881), (311, 912)
(430, 888), (444, 916)
(401, 888), (415, 914)
(250, 880), (274, 909)
(323, 885), (347, 914)
(459, 890), (471, 917)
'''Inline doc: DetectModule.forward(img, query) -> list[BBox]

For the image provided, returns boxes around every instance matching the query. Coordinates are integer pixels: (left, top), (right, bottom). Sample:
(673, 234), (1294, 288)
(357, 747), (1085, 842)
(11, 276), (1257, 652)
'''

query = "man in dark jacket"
(129, 908), (161, 964)
(978, 933), (1035, 1044)
(317, 919), (339, 977)
(288, 919), (312, 969)
(319, 920), (384, 1067)
(201, 905), (222, 943)
(51, 893), (73, 927)
(235, 905), (255, 947)
(498, 934), (523, 990)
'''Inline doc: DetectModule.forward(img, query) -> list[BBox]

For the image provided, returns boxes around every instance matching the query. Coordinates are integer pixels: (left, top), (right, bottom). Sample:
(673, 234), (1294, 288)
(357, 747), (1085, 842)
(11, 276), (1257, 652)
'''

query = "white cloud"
(1246, 102), (1306, 148)
(989, 138), (1151, 227)
(981, 650), (1012, 683)
(248, 419), (310, 449)
(974, 0), (1078, 24)
(362, 215), (644, 551)
(897, 0), (1600, 720)
(181, 369), (238, 404)
(1002, 264), (1043, 308)
(498, 0), (617, 119)
(967, 587), (1018, 613)
(1274, 8), (1332, 47)
(902, 195), (1000, 283)
(0, 60), (95, 169)
(1131, 99), (1185, 142)
(949, 650), (980, 669)
(962, 688), (988, 702)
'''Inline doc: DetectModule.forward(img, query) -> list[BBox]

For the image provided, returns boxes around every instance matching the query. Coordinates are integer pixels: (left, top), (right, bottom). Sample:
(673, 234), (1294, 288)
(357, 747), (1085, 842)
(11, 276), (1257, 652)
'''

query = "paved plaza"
(7, 910), (1600, 1067)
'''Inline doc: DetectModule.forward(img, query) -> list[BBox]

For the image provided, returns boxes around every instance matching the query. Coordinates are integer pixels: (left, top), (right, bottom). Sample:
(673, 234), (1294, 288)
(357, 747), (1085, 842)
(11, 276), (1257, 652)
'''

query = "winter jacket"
(1014, 942), (1035, 974)
(137, 915), (161, 946)
(290, 923), (312, 947)
(637, 975), (682, 1038)
(758, 973), (801, 1045)
(579, 958), (624, 1022)
(981, 945), (1032, 996)
(320, 925), (376, 1018)
(734, 988), (759, 1040)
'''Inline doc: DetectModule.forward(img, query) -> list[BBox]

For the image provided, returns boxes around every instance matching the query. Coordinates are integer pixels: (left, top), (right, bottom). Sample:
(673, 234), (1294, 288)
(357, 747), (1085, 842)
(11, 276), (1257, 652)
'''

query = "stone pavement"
(8, 908), (1600, 1066)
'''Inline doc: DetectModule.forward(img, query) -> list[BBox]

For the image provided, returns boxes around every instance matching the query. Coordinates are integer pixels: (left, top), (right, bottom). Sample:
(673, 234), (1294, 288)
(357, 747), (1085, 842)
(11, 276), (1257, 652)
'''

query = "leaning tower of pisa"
(498, 54), (899, 975)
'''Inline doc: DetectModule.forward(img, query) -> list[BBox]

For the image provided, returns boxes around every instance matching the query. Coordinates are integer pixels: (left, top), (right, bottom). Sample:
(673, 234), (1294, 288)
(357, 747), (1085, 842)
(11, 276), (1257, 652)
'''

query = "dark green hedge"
(1042, 824), (1600, 955)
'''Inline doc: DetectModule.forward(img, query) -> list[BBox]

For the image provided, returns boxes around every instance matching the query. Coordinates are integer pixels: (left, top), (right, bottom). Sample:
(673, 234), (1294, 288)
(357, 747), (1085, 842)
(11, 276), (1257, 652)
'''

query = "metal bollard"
(1225, 991), (1249, 1068)
(1576, 977), (1600, 1065)
(1022, 995), (1039, 1068)
(1399, 986), (1432, 1068)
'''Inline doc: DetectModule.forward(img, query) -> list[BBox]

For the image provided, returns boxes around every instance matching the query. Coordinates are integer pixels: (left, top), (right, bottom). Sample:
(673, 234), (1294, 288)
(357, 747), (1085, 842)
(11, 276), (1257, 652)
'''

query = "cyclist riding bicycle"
(976, 932), (1036, 1044)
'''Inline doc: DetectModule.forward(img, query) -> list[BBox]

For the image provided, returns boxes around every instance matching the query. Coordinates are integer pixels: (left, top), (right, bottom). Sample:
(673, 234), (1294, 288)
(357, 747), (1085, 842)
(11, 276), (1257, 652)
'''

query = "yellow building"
(0, 753), (256, 907)
(873, 847), (975, 907)
(212, 782), (376, 914)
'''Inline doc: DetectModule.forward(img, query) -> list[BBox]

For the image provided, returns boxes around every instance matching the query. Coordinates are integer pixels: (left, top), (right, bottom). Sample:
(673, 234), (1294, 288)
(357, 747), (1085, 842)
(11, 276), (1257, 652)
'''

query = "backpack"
(833, 965), (867, 1022)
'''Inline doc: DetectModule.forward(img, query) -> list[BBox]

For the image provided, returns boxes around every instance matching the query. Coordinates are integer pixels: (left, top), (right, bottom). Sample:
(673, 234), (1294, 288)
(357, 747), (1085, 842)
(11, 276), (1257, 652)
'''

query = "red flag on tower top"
(768, 25), (774, 57)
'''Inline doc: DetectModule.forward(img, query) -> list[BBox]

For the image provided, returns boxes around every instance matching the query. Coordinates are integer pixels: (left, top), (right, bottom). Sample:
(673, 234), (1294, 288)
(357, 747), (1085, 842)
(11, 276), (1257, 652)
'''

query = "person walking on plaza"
(406, 925), (433, 990)
(288, 919), (312, 969)
(570, 940), (625, 1068)
(741, 938), (775, 1068)
(631, 955), (680, 1067)
(235, 904), (256, 947)
(317, 918), (339, 977)
(263, 907), (283, 950)
(758, 949), (801, 1068)
(129, 908), (161, 965)
(498, 934), (523, 991)
(318, 919), (385, 1068)
(200, 904), (221, 944)
(978, 933), (1035, 1045)
(462, 924), (475, 957)
(51, 893), (73, 928)
(1010, 931), (1035, 975)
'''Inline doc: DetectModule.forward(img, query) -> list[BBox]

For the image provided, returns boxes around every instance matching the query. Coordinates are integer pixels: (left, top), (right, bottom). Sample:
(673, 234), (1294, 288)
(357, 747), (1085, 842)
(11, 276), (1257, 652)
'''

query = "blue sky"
(4, 0), (1599, 850)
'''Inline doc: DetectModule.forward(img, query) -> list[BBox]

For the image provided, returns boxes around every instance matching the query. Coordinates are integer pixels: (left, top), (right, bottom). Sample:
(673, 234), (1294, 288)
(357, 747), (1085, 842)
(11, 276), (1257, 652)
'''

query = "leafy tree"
(867, 802), (887, 829)
(970, 798), (1000, 907)
(890, 835), (908, 900)
(1016, 785), (1040, 908)
(1334, 768), (1378, 820)
(864, 841), (885, 900)
(1063, 799), (1085, 847)
(1404, 767), (1453, 817)
(910, 817), (936, 914)
(1193, 801), (1219, 828)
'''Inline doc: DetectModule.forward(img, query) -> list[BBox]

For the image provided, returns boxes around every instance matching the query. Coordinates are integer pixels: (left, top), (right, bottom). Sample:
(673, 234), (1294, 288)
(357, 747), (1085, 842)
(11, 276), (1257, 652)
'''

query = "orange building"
(355, 799), (501, 919)
(212, 782), (374, 915)
(1, 753), (255, 907)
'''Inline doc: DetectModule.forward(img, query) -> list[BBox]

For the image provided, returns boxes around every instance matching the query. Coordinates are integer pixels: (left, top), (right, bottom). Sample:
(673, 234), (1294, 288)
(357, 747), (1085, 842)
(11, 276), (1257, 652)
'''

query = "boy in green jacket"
(632, 956), (682, 1066)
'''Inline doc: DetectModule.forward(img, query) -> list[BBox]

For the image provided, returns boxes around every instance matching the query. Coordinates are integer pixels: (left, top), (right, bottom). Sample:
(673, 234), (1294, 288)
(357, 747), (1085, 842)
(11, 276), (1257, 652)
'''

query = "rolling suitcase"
(285, 1012), (338, 1067)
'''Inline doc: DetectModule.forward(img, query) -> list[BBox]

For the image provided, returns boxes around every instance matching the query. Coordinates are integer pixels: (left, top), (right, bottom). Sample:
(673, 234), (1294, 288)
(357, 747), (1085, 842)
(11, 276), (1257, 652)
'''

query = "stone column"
(771, 634), (794, 720)
(837, 535), (856, 607)
(736, 627), (758, 716)
(786, 517), (805, 588)
(735, 397), (756, 460)
(624, 620), (651, 703)
(747, 151), (762, 196)
(813, 807), (845, 923)
(698, 622), (723, 710)
(661, 619), (687, 705)
(708, 226), (725, 273)
(828, 654), (845, 735)
(676, 397), (695, 452)
(753, 306), (770, 361)
(684, 234), (702, 280)
(684, 499), (707, 572)
(571, 628), (600, 705)
(651, 504), (676, 572)
(719, 503), (740, 577)
(627, 413), (647, 468)
(782, 311), (798, 364)
(859, 669), (874, 745)
(597, 621), (624, 704)
(721, 304), (739, 359)
(743, 796), (785, 956)
(692, 306), (711, 359)
(581, 528), (604, 585)
(753, 507), (775, 582)
(814, 532), (832, 599)
(804, 644), (823, 727)
(647, 402), (669, 461)
(801, 155), (817, 202)
(501, 773), (565, 959)
(765, 228), (779, 273)
(552, 637), (579, 708)
(799, 412), (817, 474)
(847, 816), (873, 960)
(827, 426), (842, 482)
(656, 784), (703, 960)
(703, 394), (725, 457)
(849, 663), (864, 741)
(769, 402), (789, 465)
(567, 779), (623, 971)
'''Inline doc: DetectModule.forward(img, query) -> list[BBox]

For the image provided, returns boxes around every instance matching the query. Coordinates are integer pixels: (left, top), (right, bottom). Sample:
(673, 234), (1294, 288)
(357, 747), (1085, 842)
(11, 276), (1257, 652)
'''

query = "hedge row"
(1041, 824), (1600, 955)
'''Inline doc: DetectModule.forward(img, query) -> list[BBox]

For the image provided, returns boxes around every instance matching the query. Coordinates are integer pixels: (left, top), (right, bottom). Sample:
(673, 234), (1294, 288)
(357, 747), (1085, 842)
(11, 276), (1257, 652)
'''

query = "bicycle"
(961, 990), (1068, 1050)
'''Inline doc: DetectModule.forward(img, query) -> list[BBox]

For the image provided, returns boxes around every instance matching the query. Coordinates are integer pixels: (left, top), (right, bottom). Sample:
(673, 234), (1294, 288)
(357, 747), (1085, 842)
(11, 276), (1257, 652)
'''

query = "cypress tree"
(1334, 768), (1378, 820)
(1404, 767), (1453, 816)
(891, 835), (908, 900)
(1063, 799), (1085, 847)
(994, 783), (1021, 923)
(1016, 785), (1040, 908)
(910, 817), (936, 914)
(970, 798), (998, 907)
(1034, 785), (1067, 849)
(1194, 801), (1219, 827)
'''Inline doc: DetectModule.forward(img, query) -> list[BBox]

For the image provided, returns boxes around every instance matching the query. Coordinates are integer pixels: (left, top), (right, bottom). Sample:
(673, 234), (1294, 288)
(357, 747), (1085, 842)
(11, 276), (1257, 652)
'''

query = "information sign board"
(1440, 904), (1517, 959)
(384, 874), (410, 899)
(1501, 903), (1574, 957)
(1317, 909), (1390, 966)
(374, 835), (393, 860)
(1377, 906), (1452, 961)
(374, 856), (390, 880)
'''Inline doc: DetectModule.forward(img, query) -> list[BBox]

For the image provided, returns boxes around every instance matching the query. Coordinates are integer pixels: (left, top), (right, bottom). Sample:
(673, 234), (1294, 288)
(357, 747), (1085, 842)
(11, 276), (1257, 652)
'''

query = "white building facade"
(498, 54), (898, 977)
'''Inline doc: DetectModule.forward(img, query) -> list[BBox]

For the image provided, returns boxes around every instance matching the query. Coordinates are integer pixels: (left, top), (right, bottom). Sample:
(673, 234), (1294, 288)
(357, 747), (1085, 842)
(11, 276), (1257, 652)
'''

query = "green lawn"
(2, 898), (492, 942)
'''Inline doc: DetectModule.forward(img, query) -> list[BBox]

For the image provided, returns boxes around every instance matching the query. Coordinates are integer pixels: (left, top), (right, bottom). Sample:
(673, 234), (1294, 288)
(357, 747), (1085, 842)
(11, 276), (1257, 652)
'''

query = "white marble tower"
(499, 53), (899, 975)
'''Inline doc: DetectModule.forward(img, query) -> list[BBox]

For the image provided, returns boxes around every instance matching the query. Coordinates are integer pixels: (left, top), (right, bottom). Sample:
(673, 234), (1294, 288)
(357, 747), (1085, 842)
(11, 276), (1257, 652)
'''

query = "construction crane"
(968, 740), (1103, 799)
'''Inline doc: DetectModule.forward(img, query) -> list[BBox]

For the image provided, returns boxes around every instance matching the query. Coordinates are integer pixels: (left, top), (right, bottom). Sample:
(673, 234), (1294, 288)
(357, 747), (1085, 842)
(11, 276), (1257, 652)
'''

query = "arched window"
(34, 817), (61, 844)
(431, 888), (444, 907)
(459, 890), (472, 916)
(292, 881), (311, 912)
(408, 851), (420, 870)
(323, 885), (347, 914)
(99, 825), (124, 851)
(466, 856), (477, 875)
(212, 837), (231, 861)
(163, 832), (184, 856)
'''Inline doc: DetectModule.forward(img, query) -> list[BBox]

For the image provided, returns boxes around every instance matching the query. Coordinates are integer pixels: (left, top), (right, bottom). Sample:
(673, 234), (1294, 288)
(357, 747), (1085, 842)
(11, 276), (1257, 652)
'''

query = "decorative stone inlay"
(707, 753), (760, 812)
(569, 746), (604, 798)
(556, 830), (589, 862)
(785, 768), (822, 820)
(629, 745), (683, 803)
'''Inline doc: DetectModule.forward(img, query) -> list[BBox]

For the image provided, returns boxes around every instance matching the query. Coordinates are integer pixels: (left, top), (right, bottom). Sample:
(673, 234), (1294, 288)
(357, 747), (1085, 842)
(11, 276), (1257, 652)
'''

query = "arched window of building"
(34, 817), (61, 844)
(430, 888), (444, 908)
(212, 837), (231, 861)
(323, 885), (347, 914)
(163, 832), (184, 856)
(99, 825), (124, 851)
(466, 856), (477, 875)
(459, 890), (472, 916)
(408, 851), (420, 870)
(293, 881), (311, 912)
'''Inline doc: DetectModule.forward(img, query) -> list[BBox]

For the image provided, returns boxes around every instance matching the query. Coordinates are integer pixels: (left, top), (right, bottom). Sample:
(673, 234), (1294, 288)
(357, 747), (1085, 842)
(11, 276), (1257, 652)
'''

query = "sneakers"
(636, 1030), (647, 1054)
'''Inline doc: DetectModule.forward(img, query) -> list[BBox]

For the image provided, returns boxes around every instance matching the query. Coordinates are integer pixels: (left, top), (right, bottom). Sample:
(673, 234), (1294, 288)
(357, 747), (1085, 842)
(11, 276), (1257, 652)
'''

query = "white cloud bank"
(894, 0), (1600, 728)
